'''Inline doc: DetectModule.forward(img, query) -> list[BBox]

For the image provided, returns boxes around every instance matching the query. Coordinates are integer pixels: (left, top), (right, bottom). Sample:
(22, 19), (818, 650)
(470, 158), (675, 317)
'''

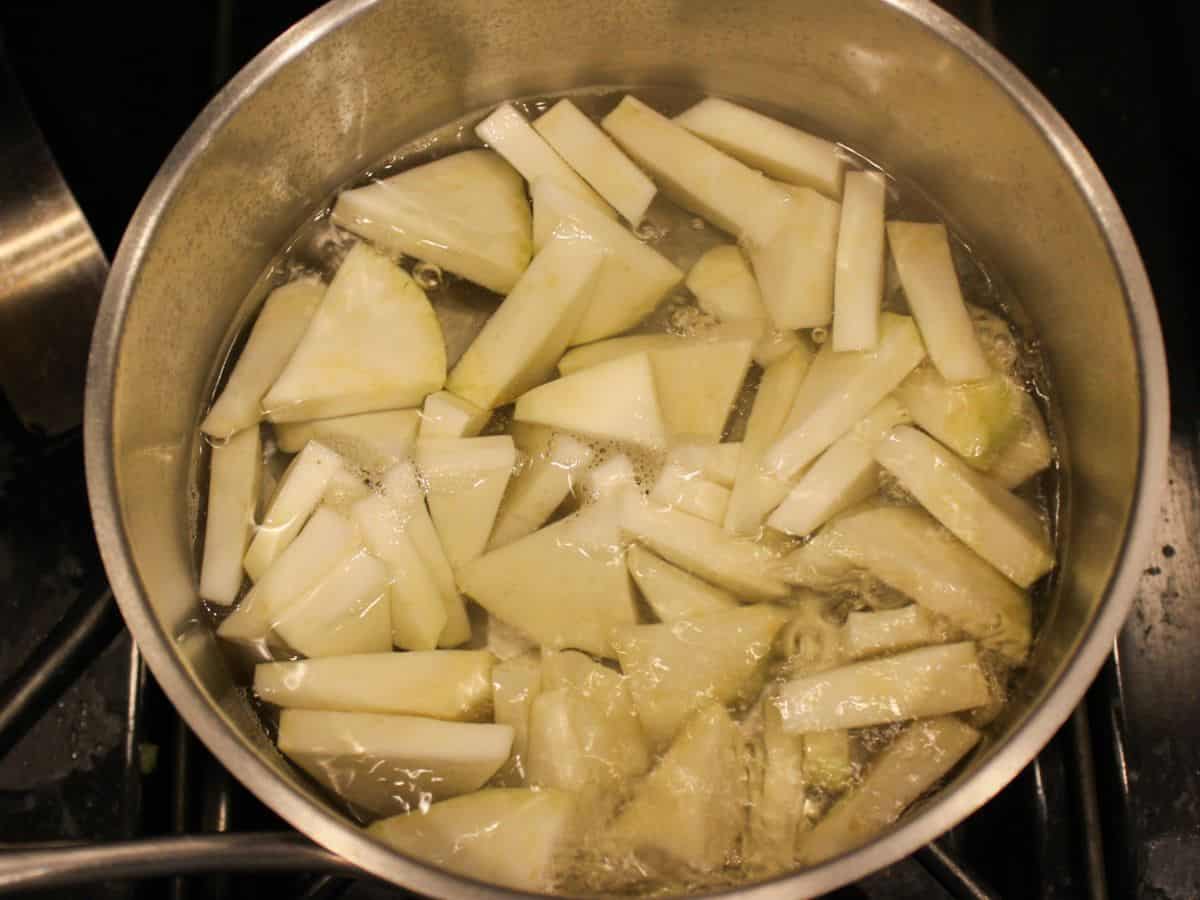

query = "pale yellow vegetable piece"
(263, 243), (446, 422)
(702, 442), (741, 487)
(842, 604), (958, 660)
(277, 709), (512, 816)
(800, 717), (980, 864)
(416, 436), (516, 568)
(514, 353), (667, 450)
(557, 332), (680, 375)
(368, 788), (575, 893)
(609, 704), (747, 873)
(674, 97), (843, 197)
(457, 498), (637, 657)
(649, 462), (731, 524)
(476, 102), (615, 217)
(201, 279), (324, 439)
(530, 179), (682, 345)
(446, 237), (605, 409)
(489, 434), (594, 550)
(486, 615), (538, 662)
(752, 326), (805, 367)
(803, 730), (857, 792)
(272, 550), (392, 658)
(686, 244), (767, 323)
(601, 95), (791, 246)
(986, 389), (1054, 488)
(778, 641), (992, 733)
(254, 650), (494, 720)
(747, 185), (841, 330)
(832, 171), (888, 351)
(875, 425), (1054, 587)
(887, 221), (991, 383)
(330, 149), (532, 295)
(626, 544), (737, 622)
(417, 390), (489, 440)
(533, 98), (657, 226)
(764, 312), (926, 479)
(579, 453), (638, 504)
(491, 653), (542, 784)
(611, 605), (789, 745)
(273, 409), (420, 474)
(748, 694), (807, 869)
(199, 426), (261, 605)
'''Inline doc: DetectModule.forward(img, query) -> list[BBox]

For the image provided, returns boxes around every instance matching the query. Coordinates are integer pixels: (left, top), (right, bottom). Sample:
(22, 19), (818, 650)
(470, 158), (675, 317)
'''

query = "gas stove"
(0, 2), (1196, 898)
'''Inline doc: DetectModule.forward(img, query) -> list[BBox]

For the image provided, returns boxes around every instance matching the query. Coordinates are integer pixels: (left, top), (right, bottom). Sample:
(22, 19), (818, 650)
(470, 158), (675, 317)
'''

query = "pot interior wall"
(103, 0), (1141, 882)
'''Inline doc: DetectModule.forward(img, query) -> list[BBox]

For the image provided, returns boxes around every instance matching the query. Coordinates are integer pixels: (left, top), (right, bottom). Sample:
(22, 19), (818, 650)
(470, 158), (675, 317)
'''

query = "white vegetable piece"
(767, 395), (910, 537)
(530, 179), (682, 345)
(701, 442), (740, 487)
(256, 651), (493, 719)
(747, 185), (841, 330)
(488, 434), (594, 550)
(217, 507), (360, 649)
(685, 244), (767, 324)
(626, 544), (737, 621)
(445, 237), (605, 409)
(875, 426), (1054, 587)
(674, 97), (843, 197)
(724, 346), (811, 535)
(475, 102), (614, 216)
(199, 426), (261, 605)
(379, 463), (471, 647)
(832, 171), (888, 351)
(532, 98), (657, 226)
(273, 409), (420, 474)
(611, 605), (789, 745)
(368, 788), (575, 893)
(649, 462), (731, 524)
(777, 641), (992, 733)
(457, 498), (637, 657)
(609, 704), (747, 873)
(272, 550), (392, 658)
(842, 605), (957, 660)
(557, 332), (679, 374)
(491, 654), (542, 784)
(277, 709), (513, 816)
(601, 95), (791, 246)
(983, 388), (1054, 488)
(896, 364), (1024, 469)
(416, 436), (516, 568)
(201, 280), (325, 439)
(776, 526), (862, 590)
(417, 390), (490, 440)
(330, 149), (533, 295)
(514, 353), (667, 450)
(486, 615), (538, 662)
(242, 441), (346, 581)
(623, 494), (789, 601)
(800, 717), (980, 864)
(764, 313), (926, 479)
(753, 327), (804, 367)
(887, 222), (991, 383)
(748, 695), (807, 869)
(263, 243), (446, 422)
(821, 505), (1032, 662)
(802, 729), (856, 792)
(351, 493), (448, 650)
(580, 453), (638, 503)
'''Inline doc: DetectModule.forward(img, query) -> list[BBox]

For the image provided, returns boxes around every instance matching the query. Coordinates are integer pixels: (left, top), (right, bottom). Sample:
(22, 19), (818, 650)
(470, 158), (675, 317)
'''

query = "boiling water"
(195, 86), (1061, 896)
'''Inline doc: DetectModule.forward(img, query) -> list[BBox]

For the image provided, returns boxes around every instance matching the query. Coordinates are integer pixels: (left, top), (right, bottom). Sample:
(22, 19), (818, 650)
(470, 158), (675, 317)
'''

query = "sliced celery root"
(273, 409), (420, 474)
(199, 426), (261, 605)
(832, 171), (887, 352)
(626, 544), (738, 622)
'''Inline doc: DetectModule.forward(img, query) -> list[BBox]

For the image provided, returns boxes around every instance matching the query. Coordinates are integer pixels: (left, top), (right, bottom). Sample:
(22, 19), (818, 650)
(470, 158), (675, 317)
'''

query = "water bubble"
(413, 262), (444, 291)
(810, 327), (829, 345)
(634, 221), (665, 242)
(689, 217), (706, 231)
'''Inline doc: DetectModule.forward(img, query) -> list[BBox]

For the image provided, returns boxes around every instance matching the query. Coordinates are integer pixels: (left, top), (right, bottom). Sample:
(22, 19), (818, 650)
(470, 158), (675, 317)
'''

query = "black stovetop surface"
(0, 2), (1197, 898)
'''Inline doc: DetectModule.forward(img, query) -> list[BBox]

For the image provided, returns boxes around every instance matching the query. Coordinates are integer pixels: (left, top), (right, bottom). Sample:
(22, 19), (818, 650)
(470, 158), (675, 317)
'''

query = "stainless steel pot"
(84, 0), (1169, 895)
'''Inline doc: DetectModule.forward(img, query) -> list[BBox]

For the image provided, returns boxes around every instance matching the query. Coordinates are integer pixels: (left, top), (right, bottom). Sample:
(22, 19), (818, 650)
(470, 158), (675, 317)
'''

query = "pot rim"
(84, 0), (1169, 896)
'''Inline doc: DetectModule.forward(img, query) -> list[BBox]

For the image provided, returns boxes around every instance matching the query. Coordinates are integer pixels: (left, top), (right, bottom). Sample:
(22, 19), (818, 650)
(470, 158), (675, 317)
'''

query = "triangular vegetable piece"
(491, 654), (542, 784)
(199, 426), (261, 605)
(601, 95), (791, 246)
(875, 426), (1054, 587)
(263, 243), (446, 422)
(832, 171), (888, 352)
(277, 709), (512, 816)
(649, 462), (731, 524)
(272, 550), (392, 658)
(417, 390), (490, 439)
(626, 544), (737, 621)
(254, 650), (494, 720)
(489, 434), (594, 550)
(611, 605), (789, 745)
(514, 353), (667, 450)
(842, 605), (958, 660)
(685, 243), (767, 324)
(273, 409), (420, 474)
(530, 179), (682, 344)
(351, 493), (447, 650)
(330, 149), (532, 295)
(201, 279), (325, 439)
(368, 788), (575, 892)
(533, 99), (657, 226)
(747, 693), (807, 870)
(987, 389), (1053, 488)
(456, 498), (637, 657)
(416, 436), (516, 567)
(557, 333), (681, 375)
(763, 312), (926, 479)
(622, 494), (788, 600)
(445, 237), (605, 409)
(609, 704), (747, 873)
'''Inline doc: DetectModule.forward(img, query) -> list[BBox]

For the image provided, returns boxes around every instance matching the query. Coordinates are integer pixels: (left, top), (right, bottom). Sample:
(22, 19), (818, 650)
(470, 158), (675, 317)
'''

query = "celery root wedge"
(273, 409), (420, 474)
(832, 171), (887, 351)
(627, 544), (737, 622)
(199, 426), (261, 605)
(488, 433), (593, 550)
(271, 550), (392, 658)
(416, 436), (516, 568)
